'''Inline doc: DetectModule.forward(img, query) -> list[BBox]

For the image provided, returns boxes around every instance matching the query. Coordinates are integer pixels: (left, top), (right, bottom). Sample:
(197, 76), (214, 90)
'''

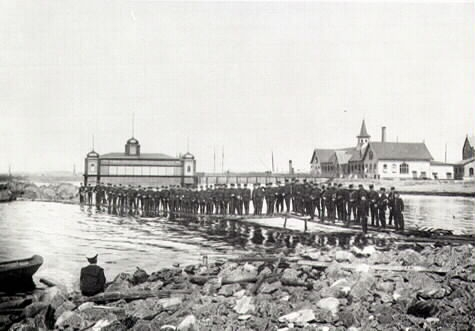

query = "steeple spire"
(358, 119), (370, 138)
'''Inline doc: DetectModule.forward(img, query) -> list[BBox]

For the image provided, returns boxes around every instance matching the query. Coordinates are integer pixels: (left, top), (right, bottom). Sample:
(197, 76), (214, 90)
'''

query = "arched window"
(187, 165), (191, 173)
(470, 168), (474, 176)
(400, 162), (409, 174)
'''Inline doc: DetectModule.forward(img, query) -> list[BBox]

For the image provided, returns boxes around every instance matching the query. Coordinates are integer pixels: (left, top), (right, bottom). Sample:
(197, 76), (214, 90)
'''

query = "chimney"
(289, 160), (294, 175)
(381, 126), (387, 143)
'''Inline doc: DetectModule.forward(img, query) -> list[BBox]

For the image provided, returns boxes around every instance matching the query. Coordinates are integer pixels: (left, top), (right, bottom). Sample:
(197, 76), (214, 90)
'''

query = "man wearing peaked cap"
(80, 251), (106, 297)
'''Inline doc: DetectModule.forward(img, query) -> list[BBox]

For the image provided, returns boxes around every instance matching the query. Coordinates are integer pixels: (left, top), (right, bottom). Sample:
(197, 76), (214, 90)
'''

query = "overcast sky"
(0, 1), (474, 173)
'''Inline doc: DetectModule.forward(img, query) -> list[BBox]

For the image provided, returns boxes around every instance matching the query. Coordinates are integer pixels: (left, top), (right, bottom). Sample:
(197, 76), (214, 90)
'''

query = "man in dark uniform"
(323, 183), (336, 223)
(79, 183), (85, 204)
(223, 184), (231, 215)
(378, 187), (388, 228)
(242, 184), (251, 215)
(236, 184), (244, 215)
(94, 183), (103, 210)
(87, 184), (93, 206)
(275, 182), (284, 214)
(80, 252), (106, 297)
(283, 179), (292, 213)
(368, 184), (379, 226)
(320, 185), (326, 221)
(256, 184), (265, 215)
(312, 183), (322, 219)
(137, 185), (145, 214)
(336, 184), (346, 222)
(357, 184), (368, 225)
(161, 186), (169, 213)
(348, 184), (358, 223)
(265, 183), (275, 215)
(252, 183), (259, 215)
(393, 192), (404, 231)
(358, 192), (369, 234)
(305, 182), (315, 219)
(387, 187), (396, 226)
(127, 185), (136, 215)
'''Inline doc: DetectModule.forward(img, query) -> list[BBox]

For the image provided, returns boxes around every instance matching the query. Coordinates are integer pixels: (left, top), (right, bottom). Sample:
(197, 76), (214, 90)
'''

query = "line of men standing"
(78, 179), (405, 233)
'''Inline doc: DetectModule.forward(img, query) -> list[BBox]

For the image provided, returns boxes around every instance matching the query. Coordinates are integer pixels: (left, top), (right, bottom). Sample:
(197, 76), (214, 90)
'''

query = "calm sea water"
(0, 195), (473, 290)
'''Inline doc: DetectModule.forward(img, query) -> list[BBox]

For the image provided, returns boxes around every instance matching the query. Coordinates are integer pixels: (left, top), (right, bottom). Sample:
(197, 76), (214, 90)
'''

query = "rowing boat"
(0, 255), (43, 284)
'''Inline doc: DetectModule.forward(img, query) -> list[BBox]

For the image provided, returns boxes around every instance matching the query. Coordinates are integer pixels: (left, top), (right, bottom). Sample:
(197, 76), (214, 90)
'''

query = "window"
(369, 151), (374, 160)
(447, 172), (452, 179)
(400, 163), (409, 174)
(392, 164), (397, 173)
(420, 171), (427, 178)
(432, 172), (438, 179)
(187, 165), (191, 173)
(470, 168), (474, 176)
(383, 164), (388, 173)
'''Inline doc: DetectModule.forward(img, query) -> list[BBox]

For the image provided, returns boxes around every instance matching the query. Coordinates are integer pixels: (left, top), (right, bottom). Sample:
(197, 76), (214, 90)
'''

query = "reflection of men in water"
(80, 252), (106, 297)
(393, 192), (404, 231)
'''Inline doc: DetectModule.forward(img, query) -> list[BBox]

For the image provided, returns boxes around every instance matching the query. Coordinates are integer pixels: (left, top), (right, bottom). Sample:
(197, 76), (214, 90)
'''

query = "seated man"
(80, 252), (106, 296)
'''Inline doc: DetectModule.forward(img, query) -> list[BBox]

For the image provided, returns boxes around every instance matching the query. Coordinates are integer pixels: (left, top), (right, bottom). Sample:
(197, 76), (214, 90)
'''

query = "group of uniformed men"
(78, 179), (405, 233)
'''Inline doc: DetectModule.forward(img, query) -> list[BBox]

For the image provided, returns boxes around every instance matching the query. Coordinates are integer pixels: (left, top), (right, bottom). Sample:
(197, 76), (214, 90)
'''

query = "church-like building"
(83, 137), (197, 187)
(310, 120), (452, 179)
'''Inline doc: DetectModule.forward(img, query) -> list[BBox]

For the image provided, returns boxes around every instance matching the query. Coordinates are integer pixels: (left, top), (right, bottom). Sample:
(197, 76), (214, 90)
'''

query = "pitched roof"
(430, 160), (455, 166)
(311, 148), (355, 164)
(100, 152), (178, 160)
(358, 120), (370, 137)
(334, 150), (354, 165)
(366, 142), (433, 161)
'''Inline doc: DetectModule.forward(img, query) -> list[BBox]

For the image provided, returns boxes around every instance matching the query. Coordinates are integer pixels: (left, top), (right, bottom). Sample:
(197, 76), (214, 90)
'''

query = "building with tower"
(83, 137), (197, 187)
(310, 120), (370, 177)
(310, 120), (449, 179)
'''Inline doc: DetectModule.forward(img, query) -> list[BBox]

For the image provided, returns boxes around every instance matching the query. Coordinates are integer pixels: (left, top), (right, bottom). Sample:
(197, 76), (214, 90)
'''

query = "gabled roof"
(364, 142), (433, 161)
(311, 149), (336, 164)
(357, 120), (370, 137)
(100, 152), (178, 160)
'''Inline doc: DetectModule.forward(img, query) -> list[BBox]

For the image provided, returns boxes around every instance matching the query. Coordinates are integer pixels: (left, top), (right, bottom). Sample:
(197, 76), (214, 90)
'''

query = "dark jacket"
(80, 264), (106, 296)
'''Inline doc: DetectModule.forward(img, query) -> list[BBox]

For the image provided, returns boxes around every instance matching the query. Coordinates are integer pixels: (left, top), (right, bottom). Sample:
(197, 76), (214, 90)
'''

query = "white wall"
(430, 164), (454, 179)
(376, 160), (431, 179)
(464, 159), (475, 179)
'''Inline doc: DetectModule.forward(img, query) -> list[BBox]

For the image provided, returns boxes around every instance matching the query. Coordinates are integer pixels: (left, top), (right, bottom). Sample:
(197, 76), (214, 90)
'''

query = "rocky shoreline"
(3, 239), (474, 331)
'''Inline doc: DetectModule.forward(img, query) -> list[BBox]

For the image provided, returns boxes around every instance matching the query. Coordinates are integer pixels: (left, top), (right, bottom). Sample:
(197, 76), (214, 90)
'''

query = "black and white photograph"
(0, 1), (474, 330)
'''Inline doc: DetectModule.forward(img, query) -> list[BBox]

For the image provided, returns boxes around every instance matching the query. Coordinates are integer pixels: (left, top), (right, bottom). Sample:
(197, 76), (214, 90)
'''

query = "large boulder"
(219, 263), (257, 283)
(278, 309), (315, 327)
(177, 315), (198, 331)
(234, 296), (255, 314)
(105, 273), (133, 292)
(317, 297), (340, 316)
(55, 311), (87, 330)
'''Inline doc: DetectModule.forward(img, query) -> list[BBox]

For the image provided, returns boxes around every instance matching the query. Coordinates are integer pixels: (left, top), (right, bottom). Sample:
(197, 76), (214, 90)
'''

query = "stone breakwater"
(4, 242), (475, 331)
(13, 182), (78, 202)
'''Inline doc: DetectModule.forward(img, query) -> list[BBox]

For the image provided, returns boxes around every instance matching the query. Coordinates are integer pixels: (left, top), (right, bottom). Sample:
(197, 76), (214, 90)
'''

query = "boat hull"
(0, 255), (44, 284)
